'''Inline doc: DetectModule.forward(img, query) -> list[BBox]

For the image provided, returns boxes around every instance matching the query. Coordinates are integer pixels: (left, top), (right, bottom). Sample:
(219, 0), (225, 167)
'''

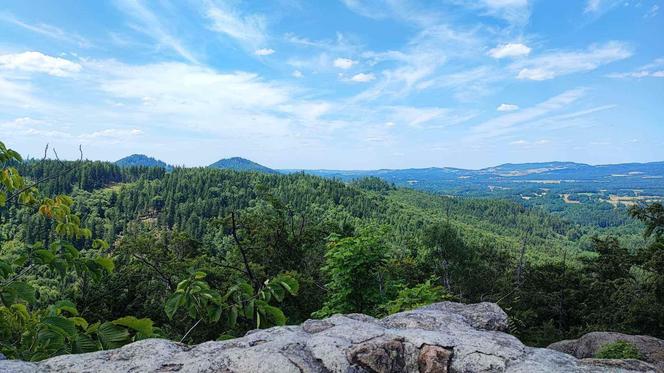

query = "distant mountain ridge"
(208, 157), (278, 174)
(116, 154), (173, 171)
(114, 154), (664, 194)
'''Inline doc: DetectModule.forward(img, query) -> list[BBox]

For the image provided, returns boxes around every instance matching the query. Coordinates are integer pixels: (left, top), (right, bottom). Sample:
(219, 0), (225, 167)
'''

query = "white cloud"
(463, 0), (531, 26)
(350, 73), (375, 82)
(584, 0), (621, 14)
(497, 103), (519, 112)
(585, 0), (601, 13)
(514, 41), (632, 80)
(0, 76), (38, 107)
(0, 13), (91, 47)
(645, 5), (659, 18)
(488, 43), (531, 59)
(334, 58), (356, 69)
(79, 128), (143, 140)
(114, 0), (198, 63)
(509, 139), (550, 146)
(254, 48), (275, 56)
(607, 58), (664, 79)
(292, 70), (303, 78)
(0, 51), (81, 77)
(356, 24), (482, 101)
(471, 88), (587, 140)
(386, 106), (472, 128)
(205, 2), (267, 50)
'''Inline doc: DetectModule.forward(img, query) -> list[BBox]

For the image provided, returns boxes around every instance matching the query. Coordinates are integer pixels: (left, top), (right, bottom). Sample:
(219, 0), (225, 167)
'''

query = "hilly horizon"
(114, 153), (664, 173)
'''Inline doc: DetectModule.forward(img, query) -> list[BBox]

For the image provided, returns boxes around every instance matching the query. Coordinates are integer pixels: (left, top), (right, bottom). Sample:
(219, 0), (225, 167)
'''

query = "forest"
(1, 140), (663, 361)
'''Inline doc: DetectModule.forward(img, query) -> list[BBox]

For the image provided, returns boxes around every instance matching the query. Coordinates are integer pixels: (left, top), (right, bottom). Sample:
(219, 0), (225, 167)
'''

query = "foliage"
(3, 138), (664, 359)
(594, 340), (641, 359)
(314, 228), (388, 317)
(164, 270), (298, 342)
(381, 278), (455, 315)
(0, 141), (147, 360)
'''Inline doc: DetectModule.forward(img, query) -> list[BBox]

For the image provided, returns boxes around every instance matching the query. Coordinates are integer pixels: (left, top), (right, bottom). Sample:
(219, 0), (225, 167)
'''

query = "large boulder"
(548, 332), (664, 371)
(0, 302), (657, 373)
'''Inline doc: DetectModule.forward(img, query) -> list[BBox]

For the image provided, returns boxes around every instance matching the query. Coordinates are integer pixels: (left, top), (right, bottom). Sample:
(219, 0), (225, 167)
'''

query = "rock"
(548, 332), (664, 371)
(0, 302), (658, 373)
(418, 345), (453, 373)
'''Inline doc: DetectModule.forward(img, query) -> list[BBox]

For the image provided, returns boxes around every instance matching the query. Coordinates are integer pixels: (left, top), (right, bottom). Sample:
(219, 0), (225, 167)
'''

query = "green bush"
(594, 340), (641, 359)
(382, 278), (455, 315)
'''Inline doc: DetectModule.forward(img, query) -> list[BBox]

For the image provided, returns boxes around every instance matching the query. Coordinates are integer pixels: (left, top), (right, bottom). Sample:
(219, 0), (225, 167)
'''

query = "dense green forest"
(1, 141), (663, 361)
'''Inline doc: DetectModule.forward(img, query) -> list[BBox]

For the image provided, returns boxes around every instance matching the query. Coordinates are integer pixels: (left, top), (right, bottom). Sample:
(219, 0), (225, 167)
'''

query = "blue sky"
(0, 0), (662, 169)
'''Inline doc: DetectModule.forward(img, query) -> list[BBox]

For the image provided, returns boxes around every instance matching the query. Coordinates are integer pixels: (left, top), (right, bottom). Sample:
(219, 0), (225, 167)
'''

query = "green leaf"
(164, 293), (182, 320)
(244, 299), (255, 319)
(2, 281), (36, 305)
(42, 316), (77, 338)
(71, 317), (89, 330)
(259, 304), (286, 326)
(228, 306), (238, 327)
(94, 256), (115, 273)
(33, 249), (56, 265)
(112, 316), (154, 337)
(73, 334), (98, 353)
(52, 300), (79, 316)
(96, 322), (130, 349)
(194, 271), (207, 280)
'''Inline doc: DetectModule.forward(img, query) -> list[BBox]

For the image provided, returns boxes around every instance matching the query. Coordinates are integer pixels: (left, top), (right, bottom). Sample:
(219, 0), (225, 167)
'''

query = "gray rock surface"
(548, 331), (664, 371)
(0, 302), (657, 373)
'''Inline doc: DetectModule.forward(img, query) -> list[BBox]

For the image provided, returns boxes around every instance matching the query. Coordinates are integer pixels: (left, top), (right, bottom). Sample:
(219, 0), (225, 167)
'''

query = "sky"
(0, 0), (663, 169)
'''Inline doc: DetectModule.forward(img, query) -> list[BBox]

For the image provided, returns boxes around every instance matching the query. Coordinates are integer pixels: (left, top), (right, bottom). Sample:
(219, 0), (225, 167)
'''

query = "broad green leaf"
(97, 322), (130, 349)
(94, 256), (115, 273)
(112, 316), (154, 337)
(42, 316), (77, 338)
(164, 293), (182, 320)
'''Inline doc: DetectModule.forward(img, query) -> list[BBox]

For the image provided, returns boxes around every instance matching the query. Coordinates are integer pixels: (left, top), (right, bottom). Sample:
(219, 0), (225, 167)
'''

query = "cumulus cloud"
(514, 41), (632, 80)
(292, 70), (303, 78)
(0, 51), (81, 77)
(488, 43), (531, 59)
(254, 48), (275, 56)
(333, 58), (356, 69)
(350, 73), (375, 82)
(497, 103), (519, 112)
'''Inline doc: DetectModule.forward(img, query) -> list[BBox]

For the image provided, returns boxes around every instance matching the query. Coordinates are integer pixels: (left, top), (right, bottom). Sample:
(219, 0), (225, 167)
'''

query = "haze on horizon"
(0, 0), (663, 170)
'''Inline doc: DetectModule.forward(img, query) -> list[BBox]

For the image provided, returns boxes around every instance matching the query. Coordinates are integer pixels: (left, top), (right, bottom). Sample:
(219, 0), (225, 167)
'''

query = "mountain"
(115, 154), (172, 171)
(208, 157), (278, 174)
(281, 161), (664, 196)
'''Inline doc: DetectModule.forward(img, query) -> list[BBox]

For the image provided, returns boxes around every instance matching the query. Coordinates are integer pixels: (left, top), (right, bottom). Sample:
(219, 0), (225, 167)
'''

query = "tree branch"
(231, 211), (258, 291)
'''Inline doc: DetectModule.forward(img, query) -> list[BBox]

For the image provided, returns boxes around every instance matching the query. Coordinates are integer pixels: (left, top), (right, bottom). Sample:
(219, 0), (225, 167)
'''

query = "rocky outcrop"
(548, 332), (664, 371)
(0, 302), (657, 373)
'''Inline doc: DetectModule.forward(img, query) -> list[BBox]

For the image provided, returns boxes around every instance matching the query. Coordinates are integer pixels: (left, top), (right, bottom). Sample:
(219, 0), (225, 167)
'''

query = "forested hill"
(116, 154), (173, 171)
(209, 157), (278, 174)
(2, 157), (662, 358)
(11, 160), (583, 260)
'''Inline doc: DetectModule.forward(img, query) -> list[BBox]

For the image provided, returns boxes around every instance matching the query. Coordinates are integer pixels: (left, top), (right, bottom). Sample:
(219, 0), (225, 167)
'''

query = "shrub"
(594, 340), (641, 359)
